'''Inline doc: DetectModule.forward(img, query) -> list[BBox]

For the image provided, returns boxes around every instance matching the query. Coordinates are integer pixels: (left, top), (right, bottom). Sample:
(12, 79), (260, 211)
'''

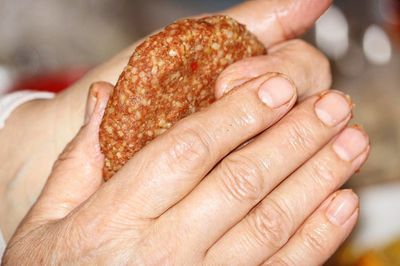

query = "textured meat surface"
(100, 15), (266, 180)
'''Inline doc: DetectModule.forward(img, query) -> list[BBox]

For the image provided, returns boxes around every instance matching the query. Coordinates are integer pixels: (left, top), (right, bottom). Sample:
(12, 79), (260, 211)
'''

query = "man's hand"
(1, 0), (333, 239)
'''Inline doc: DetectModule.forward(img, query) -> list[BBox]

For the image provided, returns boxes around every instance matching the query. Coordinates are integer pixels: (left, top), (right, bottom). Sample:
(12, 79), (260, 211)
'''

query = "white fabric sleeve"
(0, 233), (4, 261)
(0, 90), (55, 260)
(0, 91), (55, 130)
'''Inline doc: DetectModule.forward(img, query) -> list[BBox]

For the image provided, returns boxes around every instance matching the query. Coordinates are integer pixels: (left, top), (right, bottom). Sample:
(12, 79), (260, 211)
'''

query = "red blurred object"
(11, 67), (90, 93)
(385, 0), (400, 46)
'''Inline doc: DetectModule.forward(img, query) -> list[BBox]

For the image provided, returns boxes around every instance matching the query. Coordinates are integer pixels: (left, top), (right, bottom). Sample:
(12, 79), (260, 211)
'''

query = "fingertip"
(338, 207), (359, 241)
(258, 74), (297, 108)
(85, 82), (114, 127)
(347, 207), (360, 226)
(325, 190), (359, 227)
(215, 56), (270, 99)
(216, 71), (298, 110)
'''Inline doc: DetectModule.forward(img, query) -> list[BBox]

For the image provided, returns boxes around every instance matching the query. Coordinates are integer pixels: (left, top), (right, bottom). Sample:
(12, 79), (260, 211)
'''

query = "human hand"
(4, 56), (369, 265)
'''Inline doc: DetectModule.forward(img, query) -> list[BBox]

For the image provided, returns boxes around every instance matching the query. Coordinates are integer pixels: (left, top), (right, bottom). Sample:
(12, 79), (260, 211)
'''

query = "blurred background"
(0, 0), (399, 265)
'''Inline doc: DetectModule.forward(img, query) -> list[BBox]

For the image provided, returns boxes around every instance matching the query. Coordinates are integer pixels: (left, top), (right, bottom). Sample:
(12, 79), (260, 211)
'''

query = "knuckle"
(217, 82), (272, 130)
(219, 93), (266, 129)
(308, 158), (338, 190)
(219, 153), (265, 202)
(290, 39), (332, 89)
(314, 53), (332, 89)
(291, 39), (326, 64)
(229, 98), (268, 130)
(284, 115), (317, 153)
(289, 39), (310, 51)
(52, 144), (77, 170)
(167, 122), (211, 167)
(300, 222), (329, 254)
(247, 199), (293, 249)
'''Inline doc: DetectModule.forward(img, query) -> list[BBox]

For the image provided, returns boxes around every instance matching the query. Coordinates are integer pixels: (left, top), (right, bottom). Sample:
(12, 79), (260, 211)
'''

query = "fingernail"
(333, 127), (369, 162)
(315, 92), (352, 127)
(223, 77), (250, 95)
(326, 190), (359, 226)
(85, 92), (98, 125)
(258, 76), (295, 108)
(352, 145), (370, 171)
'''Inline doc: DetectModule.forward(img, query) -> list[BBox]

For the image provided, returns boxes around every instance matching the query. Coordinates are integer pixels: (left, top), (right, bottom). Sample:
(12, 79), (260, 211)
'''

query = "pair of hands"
(3, 0), (370, 265)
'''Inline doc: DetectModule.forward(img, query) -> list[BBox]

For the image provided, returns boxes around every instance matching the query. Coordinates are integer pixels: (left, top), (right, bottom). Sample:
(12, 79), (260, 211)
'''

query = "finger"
(204, 127), (369, 265)
(94, 73), (297, 219)
(164, 90), (353, 253)
(29, 82), (113, 222)
(224, 0), (332, 47)
(216, 39), (331, 100)
(263, 190), (359, 266)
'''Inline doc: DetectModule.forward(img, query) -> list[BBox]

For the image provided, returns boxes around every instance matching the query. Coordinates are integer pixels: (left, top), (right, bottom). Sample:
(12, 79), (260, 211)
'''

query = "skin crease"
(0, 1), (369, 264)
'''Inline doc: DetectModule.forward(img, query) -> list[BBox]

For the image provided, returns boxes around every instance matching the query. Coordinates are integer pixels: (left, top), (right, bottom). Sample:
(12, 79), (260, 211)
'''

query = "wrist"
(0, 97), (60, 240)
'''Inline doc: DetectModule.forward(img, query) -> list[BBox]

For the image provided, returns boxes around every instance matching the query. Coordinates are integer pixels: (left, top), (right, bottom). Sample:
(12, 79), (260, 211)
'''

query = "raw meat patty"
(100, 15), (266, 180)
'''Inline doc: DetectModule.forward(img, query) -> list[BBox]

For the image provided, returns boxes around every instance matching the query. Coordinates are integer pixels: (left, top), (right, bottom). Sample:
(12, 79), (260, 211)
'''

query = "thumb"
(28, 82), (113, 223)
(224, 0), (332, 47)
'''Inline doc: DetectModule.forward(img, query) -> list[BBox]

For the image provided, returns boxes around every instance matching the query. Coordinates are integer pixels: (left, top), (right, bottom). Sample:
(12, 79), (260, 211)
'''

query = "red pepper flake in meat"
(190, 62), (198, 72)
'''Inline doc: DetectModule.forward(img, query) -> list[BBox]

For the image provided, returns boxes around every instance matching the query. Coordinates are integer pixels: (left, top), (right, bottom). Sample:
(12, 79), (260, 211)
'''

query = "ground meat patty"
(100, 15), (266, 180)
